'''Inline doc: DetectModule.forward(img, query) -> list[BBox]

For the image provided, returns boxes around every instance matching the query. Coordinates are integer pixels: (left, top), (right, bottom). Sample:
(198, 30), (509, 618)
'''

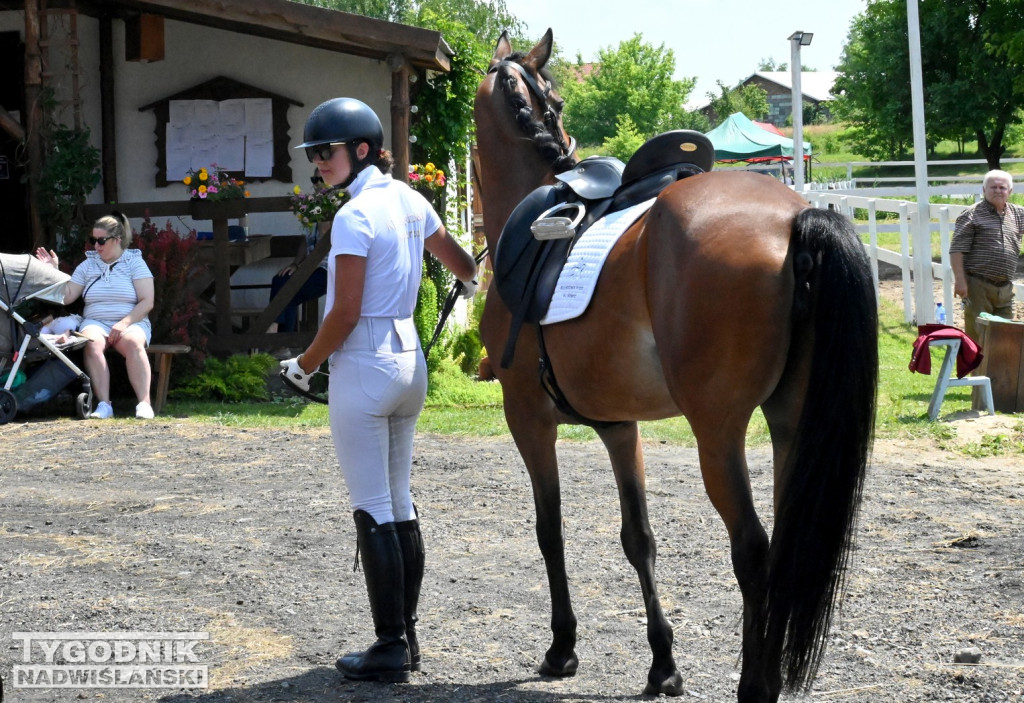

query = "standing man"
(950, 169), (1024, 342)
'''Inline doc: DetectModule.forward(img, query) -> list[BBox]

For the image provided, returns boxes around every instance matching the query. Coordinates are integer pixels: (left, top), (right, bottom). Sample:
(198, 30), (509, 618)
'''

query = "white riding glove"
(459, 278), (479, 300)
(279, 356), (313, 393)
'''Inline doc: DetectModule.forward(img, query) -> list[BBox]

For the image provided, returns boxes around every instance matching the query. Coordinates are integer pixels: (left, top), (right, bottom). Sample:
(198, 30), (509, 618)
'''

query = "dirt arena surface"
(2, 414), (1022, 702)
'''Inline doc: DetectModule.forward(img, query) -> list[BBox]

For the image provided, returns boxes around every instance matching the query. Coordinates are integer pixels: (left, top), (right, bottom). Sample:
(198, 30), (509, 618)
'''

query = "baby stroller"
(0, 253), (93, 424)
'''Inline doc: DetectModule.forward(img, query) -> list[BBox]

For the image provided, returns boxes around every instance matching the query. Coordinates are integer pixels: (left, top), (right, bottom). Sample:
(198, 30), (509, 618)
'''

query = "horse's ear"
(489, 31), (513, 70)
(523, 28), (554, 72)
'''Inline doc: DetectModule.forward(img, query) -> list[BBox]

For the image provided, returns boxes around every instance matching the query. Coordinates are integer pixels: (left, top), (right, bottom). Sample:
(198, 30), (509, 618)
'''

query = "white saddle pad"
(540, 198), (656, 325)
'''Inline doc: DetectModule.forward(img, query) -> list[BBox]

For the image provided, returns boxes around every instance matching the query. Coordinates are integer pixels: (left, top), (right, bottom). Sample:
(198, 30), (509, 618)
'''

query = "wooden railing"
(83, 196), (318, 354)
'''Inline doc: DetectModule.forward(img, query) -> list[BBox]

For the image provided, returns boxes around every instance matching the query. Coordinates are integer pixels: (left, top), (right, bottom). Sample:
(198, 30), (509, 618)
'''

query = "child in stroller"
(0, 254), (93, 424)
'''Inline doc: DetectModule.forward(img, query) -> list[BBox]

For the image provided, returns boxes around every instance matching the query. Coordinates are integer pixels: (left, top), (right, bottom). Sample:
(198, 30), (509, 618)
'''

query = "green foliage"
(834, 0), (1024, 167)
(446, 291), (486, 376)
(600, 114), (646, 163)
(171, 353), (277, 403)
(986, 0), (1024, 64)
(37, 121), (101, 259)
(299, 0), (412, 21)
(425, 353), (502, 406)
(705, 80), (770, 124)
(556, 34), (696, 147)
(414, 271), (439, 370)
(406, 12), (485, 177)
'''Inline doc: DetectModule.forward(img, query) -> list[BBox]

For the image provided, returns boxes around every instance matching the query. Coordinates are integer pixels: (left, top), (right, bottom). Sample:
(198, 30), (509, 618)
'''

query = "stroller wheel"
(0, 388), (17, 425)
(76, 392), (93, 420)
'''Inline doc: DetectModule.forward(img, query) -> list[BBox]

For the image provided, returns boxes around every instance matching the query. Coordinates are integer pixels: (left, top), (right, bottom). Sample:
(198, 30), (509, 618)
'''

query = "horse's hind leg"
(597, 421), (683, 696)
(505, 396), (580, 677)
(691, 421), (777, 703)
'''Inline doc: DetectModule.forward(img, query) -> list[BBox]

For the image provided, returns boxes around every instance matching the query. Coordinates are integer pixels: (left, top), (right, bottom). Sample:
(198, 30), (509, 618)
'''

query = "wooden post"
(24, 0), (46, 249)
(213, 214), (231, 335)
(99, 15), (118, 203)
(389, 53), (410, 183)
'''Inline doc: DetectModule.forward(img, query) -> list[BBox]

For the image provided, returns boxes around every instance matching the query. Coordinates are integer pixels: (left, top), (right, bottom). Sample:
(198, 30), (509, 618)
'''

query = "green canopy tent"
(705, 112), (811, 164)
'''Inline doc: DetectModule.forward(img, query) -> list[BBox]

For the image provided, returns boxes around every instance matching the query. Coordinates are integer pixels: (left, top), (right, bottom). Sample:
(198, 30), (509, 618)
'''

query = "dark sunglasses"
(89, 236), (118, 246)
(305, 142), (345, 163)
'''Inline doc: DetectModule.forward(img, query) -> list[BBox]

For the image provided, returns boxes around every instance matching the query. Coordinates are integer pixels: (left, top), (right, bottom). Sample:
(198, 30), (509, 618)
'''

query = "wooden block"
(125, 14), (164, 62)
(147, 344), (190, 414)
(973, 318), (1024, 413)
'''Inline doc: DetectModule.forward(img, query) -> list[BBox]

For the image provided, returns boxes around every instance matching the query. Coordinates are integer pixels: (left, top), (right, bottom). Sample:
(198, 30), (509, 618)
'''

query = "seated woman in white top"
(35, 212), (156, 419)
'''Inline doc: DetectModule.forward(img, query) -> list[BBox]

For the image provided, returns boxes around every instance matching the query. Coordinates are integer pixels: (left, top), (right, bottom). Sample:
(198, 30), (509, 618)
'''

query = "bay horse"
(473, 30), (878, 702)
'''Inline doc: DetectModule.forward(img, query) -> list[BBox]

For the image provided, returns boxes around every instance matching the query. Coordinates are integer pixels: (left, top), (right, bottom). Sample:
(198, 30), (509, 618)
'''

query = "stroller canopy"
(1, 253), (72, 355)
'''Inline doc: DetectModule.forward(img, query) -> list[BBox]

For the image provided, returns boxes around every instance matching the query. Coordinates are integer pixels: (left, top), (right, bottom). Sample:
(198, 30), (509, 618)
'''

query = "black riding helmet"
(297, 98), (384, 185)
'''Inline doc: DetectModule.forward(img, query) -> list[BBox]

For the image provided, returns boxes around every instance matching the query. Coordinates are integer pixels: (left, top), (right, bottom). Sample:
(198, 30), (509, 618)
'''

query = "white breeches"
(328, 317), (427, 525)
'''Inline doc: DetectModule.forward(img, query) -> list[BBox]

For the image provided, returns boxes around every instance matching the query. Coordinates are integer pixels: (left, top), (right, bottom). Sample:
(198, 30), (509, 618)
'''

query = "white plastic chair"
(926, 338), (995, 420)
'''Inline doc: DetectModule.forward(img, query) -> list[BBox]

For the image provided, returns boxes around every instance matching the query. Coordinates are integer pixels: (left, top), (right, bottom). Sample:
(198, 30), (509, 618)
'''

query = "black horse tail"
(768, 206), (878, 690)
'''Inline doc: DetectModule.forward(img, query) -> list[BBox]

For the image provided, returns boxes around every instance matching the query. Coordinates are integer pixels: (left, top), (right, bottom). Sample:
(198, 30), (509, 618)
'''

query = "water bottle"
(936, 302), (947, 324)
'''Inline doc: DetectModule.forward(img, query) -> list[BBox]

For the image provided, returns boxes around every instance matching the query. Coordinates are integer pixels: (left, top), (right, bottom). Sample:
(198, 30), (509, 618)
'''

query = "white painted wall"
(1, 11), (394, 237)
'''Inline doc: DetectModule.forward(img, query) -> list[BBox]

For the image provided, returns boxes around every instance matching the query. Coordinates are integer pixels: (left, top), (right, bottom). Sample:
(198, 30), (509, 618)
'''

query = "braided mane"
(495, 58), (576, 175)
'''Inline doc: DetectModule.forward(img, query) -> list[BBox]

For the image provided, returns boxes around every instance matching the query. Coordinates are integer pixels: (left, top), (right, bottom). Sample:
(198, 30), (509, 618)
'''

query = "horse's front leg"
(504, 392), (579, 677)
(597, 421), (683, 696)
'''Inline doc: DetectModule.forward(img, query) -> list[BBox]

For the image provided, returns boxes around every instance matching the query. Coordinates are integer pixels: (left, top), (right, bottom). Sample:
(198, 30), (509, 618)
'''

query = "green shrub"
(448, 292), (486, 376)
(171, 353), (277, 403)
(414, 272), (439, 372)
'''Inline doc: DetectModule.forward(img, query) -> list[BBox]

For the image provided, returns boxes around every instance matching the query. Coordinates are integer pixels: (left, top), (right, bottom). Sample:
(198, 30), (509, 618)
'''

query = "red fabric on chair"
(908, 324), (984, 377)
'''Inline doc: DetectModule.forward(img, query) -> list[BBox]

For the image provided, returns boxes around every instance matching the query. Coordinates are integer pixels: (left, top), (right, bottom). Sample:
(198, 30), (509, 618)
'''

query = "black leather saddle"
(493, 129), (714, 368)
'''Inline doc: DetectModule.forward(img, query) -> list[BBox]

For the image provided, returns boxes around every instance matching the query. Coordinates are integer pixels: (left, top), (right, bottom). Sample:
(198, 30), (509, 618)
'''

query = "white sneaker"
(89, 401), (114, 419)
(135, 402), (155, 419)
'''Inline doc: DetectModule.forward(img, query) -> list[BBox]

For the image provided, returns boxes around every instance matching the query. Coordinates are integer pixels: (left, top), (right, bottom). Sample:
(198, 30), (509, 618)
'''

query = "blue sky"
(507, 1), (867, 104)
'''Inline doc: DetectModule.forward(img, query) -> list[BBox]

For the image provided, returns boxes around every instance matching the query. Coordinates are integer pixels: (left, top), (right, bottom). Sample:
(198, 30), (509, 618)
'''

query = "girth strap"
(536, 324), (628, 430)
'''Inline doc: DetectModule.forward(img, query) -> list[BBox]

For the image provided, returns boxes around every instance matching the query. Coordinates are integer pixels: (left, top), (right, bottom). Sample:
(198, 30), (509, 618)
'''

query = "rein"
(489, 60), (576, 166)
(423, 248), (490, 358)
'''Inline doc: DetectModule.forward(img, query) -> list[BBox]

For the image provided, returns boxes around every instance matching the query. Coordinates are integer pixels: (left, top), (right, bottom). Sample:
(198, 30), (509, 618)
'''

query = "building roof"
(3, 0), (452, 71)
(746, 71), (840, 102)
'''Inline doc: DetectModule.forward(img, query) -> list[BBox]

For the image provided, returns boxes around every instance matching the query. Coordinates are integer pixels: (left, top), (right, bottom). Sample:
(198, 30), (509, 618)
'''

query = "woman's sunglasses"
(89, 236), (118, 245)
(305, 142), (345, 163)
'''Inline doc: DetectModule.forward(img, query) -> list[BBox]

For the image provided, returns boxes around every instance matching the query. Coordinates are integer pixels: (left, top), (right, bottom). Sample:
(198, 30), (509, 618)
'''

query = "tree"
(300, 0), (413, 21)
(705, 80), (769, 125)
(758, 57), (787, 71)
(833, 0), (1024, 167)
(553, 34), (696, 147)
(600, 114), (646, 162)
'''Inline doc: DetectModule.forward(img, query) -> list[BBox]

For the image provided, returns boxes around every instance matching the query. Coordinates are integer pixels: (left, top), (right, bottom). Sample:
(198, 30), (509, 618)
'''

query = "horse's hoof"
(642, 670), (684, 697)
(538, 652), (579, 677)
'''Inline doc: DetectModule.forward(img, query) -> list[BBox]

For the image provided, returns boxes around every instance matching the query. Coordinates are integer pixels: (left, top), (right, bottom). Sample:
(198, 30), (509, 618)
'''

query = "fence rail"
(805, 192), (1024, 324)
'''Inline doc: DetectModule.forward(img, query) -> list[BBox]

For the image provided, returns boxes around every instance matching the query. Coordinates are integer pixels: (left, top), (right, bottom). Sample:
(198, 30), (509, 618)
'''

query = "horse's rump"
(538, 171), (807, 422)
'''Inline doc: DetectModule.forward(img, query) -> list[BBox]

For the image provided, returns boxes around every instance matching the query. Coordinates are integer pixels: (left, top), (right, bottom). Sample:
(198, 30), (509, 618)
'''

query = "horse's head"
(475, 30), (579, 247)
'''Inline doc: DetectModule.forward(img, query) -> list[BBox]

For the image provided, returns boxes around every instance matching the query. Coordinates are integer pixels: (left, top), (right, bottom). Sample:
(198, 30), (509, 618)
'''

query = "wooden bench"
(147, 344), (191, 414)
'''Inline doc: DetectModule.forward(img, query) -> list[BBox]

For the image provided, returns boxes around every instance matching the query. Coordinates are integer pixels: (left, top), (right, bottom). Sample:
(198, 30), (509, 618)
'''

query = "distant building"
(740, 71), (839, 126)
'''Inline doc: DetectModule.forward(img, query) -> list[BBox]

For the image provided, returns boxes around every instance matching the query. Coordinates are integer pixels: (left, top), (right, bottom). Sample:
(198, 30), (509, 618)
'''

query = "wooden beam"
(78, 0), (451, 71)
(389, 53), (410, 184)
(24, 0), (46, 249)
(99, 14), (118, 203)
(0, 103), (25, 140)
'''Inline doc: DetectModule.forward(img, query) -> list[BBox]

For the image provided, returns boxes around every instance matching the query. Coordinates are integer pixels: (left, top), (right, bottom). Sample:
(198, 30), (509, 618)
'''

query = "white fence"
(808, 158), (1024, 198)
(805, 191), (1024, 324)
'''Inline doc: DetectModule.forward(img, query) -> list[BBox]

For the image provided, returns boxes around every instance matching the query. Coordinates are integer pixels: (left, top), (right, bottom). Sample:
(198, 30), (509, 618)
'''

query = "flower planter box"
(189, 199), (248, 220)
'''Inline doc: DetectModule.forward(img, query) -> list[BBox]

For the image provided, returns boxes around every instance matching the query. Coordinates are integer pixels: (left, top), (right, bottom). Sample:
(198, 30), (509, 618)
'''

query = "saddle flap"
(493, 184), (572, 323)
(554, 156), (625, 200)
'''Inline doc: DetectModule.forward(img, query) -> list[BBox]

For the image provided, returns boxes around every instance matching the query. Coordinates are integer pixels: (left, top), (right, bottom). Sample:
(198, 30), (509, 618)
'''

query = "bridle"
(489, 59), (577, 164)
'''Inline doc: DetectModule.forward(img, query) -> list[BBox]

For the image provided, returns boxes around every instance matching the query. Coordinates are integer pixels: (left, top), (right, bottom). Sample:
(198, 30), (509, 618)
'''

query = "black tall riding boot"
(396, 514), (425, 672)
(335, 510), (411, 683)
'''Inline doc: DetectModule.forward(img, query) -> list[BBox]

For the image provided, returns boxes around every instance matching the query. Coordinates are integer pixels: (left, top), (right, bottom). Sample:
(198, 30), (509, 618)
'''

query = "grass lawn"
(166, 297), (1023, 456)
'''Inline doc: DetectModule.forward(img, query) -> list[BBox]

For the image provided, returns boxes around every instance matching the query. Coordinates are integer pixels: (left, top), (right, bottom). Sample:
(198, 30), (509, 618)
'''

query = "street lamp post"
(788, 31), (812, 191)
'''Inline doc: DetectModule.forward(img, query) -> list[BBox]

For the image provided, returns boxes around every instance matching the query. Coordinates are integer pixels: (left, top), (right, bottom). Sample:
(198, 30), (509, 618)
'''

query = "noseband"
(490, 60), (577, 168)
